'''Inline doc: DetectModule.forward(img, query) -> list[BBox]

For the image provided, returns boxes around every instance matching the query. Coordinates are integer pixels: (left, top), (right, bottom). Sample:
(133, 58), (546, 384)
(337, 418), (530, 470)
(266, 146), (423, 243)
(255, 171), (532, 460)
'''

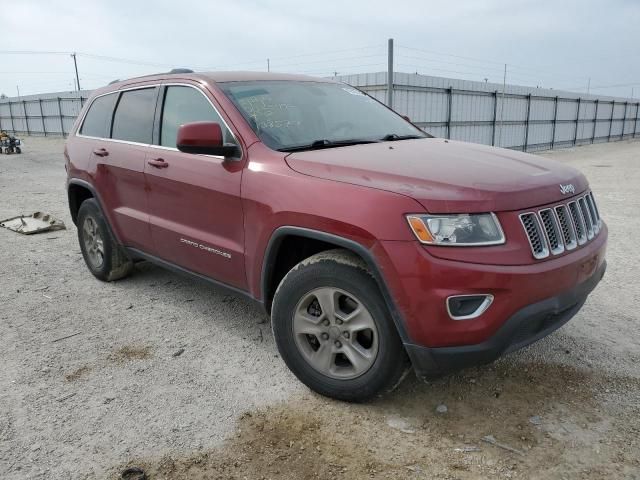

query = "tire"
(272, 249), (409, 402)
(77, 198), (133, 281)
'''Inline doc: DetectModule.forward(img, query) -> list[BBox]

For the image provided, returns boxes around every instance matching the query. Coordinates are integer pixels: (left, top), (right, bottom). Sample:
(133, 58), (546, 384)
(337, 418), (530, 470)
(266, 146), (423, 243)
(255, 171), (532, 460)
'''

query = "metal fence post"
(57, 97), (65, 137)
(23, 100), (30, 136)
(621, 101), (628, 140)
(551, 96), (558, 149)
(387, 38), (394, 109)
(8, 101), (15, 133)
(491, 90), (498, 146)
(592, 99), (599, 143)
(608, 101), (614, 142)
(446, 87), (453, 139)
(634, 103), (639, 138)
(39, 99), (46, 136)
(523, 93), (532, 151)
(573, 98), (581, 146)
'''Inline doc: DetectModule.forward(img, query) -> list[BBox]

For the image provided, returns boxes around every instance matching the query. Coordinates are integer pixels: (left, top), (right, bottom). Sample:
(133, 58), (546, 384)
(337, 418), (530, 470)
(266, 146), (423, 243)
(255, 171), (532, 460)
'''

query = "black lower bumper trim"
(406, 260), (607, 379)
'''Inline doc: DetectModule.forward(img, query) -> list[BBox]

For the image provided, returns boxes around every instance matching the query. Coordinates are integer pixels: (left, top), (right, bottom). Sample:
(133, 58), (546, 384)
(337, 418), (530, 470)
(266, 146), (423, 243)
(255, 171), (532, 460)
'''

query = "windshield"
(219, 80), (429, 151)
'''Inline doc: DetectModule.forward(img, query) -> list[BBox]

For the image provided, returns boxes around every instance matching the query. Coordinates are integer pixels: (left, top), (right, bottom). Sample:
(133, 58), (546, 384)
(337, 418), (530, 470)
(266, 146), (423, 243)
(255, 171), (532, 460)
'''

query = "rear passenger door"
(79, 86), (157, 252)
(144, 83), (246, 290)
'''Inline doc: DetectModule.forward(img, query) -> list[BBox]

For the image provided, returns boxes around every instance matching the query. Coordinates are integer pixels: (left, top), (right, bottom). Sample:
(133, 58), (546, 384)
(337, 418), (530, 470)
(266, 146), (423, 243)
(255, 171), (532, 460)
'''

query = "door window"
(160, 86), (235, 148)
(111, 88), (157, 144)
(79, 93), (118, 138)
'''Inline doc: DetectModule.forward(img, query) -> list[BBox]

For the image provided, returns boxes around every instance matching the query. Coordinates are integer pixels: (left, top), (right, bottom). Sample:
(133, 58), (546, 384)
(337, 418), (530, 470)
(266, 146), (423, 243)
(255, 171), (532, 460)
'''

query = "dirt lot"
(1, 137), (639, 480)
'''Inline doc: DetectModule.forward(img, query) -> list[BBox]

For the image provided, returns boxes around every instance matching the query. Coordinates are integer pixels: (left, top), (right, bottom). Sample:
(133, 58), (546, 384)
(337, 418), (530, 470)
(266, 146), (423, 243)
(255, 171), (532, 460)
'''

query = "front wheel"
(272, 249), (409, 402)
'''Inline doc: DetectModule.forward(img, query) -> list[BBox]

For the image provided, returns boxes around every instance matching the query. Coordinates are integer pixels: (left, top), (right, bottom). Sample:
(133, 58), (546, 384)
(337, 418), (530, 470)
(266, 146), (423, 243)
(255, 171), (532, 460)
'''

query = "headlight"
(406, 213), (505, 246)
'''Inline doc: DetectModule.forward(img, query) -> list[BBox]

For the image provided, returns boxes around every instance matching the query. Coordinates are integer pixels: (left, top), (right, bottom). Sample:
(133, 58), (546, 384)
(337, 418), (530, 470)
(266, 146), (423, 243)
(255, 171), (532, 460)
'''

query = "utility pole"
(16, 85), (20, 99)
(387, 38), (394, 109)
(71, 52), (80, 91)
(267, 58), (270, 72)
(586, 78), (591, 96)
(497, 63), (507, 147)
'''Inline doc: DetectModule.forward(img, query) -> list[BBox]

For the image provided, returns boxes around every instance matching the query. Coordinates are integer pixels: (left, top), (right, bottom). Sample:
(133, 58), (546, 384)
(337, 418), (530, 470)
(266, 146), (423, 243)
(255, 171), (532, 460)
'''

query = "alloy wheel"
(292, 287), (379, 380)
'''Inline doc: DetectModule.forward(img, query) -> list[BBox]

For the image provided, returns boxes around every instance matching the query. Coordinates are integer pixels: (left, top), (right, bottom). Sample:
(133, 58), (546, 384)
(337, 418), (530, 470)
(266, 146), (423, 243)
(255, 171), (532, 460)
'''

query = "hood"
(285, 138), (588, 213)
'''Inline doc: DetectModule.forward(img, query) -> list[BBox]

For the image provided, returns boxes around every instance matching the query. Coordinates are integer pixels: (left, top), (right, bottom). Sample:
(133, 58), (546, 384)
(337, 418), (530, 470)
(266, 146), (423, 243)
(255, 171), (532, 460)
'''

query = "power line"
(396, 48), (591, 84)
(0, 50), (70, 55)
(273, 53), (386, 70)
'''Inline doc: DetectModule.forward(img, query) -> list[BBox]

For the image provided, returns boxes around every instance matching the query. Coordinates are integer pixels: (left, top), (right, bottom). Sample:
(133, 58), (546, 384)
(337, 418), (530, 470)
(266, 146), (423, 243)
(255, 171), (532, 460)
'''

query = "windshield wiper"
(380, 133), (425, 141)
(278, 138), (379, 152)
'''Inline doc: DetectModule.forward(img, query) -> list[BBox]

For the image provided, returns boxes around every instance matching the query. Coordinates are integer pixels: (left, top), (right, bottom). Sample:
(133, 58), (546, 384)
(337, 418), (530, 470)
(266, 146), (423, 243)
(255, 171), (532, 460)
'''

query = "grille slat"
(578, 197), (595, 240)
(585, 193), (600, 233)
(539, 209), (564, 254)
(554, 205), (577, 250)
(568, 201), (587, 245)
(520, 213), (549, 259)
(588, 192), (601, 225)
(521, 191), (602, 260)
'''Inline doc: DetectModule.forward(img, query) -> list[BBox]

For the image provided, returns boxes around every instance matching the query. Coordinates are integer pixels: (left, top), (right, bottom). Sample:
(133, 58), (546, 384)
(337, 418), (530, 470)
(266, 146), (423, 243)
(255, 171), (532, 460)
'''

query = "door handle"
(147, 158), (168, 168)
(92, 148), (109, 157)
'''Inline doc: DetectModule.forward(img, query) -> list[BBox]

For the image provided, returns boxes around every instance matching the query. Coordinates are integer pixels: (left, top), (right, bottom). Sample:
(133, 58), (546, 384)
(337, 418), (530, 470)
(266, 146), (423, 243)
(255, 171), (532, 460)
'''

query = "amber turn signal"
(406, 216), (434, 243)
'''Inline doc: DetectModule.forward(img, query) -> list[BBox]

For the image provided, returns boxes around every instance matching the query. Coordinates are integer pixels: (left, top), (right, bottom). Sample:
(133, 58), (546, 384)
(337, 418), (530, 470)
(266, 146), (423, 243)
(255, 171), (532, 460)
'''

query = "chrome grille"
(539, 209), (564, 254)
(519, 213), (549, 259)
(521, 192), (602, 260)
(554, 205), (577, 250)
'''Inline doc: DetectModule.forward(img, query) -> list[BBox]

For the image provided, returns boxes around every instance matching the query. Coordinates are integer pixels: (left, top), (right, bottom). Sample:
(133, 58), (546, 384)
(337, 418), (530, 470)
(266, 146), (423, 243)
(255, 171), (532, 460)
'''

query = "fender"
(261, 226), (410, 343)
(67, 178), (123, 244)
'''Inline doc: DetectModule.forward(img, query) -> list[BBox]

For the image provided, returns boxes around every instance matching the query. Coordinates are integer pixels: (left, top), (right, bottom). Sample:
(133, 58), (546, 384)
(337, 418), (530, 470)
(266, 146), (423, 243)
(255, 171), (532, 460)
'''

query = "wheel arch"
(67, 179), (121, 244)
(261, 226), (410, 343)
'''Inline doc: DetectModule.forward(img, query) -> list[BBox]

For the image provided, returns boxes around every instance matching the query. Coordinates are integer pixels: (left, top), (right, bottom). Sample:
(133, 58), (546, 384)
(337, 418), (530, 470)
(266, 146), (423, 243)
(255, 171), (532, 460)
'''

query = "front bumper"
(374, 223), (607, 347)
(404, 260), (606, 378)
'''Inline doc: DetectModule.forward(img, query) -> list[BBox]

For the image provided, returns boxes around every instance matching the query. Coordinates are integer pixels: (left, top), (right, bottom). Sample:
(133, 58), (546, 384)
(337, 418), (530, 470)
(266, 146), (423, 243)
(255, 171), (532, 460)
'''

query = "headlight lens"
(406, 213), (505, 246)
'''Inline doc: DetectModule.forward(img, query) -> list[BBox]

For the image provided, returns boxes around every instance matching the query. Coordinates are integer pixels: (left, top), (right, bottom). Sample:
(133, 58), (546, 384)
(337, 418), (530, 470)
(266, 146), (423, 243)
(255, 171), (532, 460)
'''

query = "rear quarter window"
(79, 93), (118, 138)
(111, 88), (157, 144)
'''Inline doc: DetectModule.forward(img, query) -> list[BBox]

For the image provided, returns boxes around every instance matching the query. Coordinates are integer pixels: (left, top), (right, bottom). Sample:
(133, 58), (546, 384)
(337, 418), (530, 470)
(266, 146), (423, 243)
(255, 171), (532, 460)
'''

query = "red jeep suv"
(65, 71), (607, 401)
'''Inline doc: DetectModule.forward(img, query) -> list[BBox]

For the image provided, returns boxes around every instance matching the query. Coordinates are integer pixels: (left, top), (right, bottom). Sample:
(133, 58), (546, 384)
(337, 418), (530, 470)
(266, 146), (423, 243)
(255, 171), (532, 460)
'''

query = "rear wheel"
(272, 249), (409, 402)
(77, 199), (133, 281)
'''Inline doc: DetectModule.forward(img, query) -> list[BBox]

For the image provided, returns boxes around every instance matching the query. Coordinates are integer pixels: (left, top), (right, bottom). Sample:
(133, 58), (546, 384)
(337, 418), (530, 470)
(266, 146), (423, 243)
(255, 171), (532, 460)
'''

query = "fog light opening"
(446, 294), (494, 320)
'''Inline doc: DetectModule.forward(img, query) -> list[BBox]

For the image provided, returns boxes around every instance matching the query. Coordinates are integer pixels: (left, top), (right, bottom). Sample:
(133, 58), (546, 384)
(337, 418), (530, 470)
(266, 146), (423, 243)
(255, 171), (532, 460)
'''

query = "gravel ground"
(0, 137), (638, 479)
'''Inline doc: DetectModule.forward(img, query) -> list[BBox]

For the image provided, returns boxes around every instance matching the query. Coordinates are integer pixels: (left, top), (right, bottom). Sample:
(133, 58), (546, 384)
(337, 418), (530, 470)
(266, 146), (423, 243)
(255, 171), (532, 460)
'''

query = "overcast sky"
(2, 0), (638, 98)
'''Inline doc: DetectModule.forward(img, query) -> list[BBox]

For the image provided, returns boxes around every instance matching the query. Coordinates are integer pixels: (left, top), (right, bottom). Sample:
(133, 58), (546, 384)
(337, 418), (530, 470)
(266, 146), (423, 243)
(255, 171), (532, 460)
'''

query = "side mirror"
(176, 121), (238, 157)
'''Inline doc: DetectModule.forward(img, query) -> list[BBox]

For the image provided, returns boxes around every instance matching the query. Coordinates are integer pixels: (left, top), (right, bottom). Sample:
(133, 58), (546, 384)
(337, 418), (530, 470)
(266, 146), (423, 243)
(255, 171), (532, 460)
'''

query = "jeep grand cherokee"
(65, 71), (607, 401)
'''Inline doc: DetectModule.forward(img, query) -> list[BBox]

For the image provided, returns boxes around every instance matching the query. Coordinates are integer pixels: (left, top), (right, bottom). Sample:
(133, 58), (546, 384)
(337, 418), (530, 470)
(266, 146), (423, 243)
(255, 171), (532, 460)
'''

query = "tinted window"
(111, 88), (156, 143)
(80, 93), (117, 138)
(160, 86), (235, 148)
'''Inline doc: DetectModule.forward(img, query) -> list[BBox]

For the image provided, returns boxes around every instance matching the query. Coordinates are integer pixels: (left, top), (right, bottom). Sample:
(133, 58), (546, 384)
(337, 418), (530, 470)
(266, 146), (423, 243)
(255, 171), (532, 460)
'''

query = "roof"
(97, 71), (336, 94)
(197, 71), (336, 83)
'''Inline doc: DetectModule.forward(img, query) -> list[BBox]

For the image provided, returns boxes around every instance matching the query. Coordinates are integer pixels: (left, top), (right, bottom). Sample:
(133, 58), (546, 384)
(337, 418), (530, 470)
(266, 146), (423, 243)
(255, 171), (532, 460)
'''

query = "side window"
(111, 88), (156, 143)
(79, 93), (117, 138)
(160, 86), (236, 148)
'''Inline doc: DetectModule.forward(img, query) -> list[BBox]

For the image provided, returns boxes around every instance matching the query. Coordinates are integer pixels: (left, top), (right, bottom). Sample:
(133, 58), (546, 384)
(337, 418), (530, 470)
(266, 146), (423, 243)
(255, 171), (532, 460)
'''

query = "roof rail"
(106, 68), (193, 86)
